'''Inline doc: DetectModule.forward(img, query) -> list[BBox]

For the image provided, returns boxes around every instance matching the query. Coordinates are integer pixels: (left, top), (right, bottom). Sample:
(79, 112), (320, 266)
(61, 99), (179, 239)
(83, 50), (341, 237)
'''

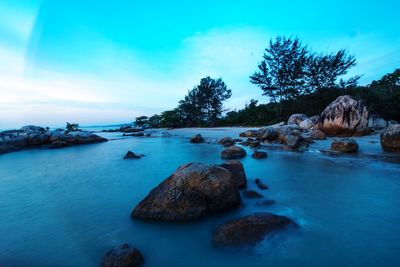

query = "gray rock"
(331, 139), (359, 153)
(102, 243), (144, 267)
(288, 114), (308, 125)
(380, 123), (400, 152)
(221, 146), (247, 159)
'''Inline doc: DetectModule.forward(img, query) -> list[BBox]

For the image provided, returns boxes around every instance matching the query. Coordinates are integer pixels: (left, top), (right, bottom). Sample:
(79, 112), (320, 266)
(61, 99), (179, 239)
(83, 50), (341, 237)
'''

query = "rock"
(0, 144), (18, 154)
(219, 160), (247, 189)
(221, 146), (247, 159)
(251, 151), (268, 159)
(120, 125), (144, 133)
(131, 163), (241, 221)
(256, 200), (276, 206)
(288, 114), (308, 125)
(124, 151), (142, 159)
(243, 190), (263, 199)
(320, 95), (369, 136)
(255, 178), (268, 190)
(248, 141), (260, 148)
(102, 243), (144, 267)
(277, 125), (300, 144)
(331, 139), (359, 153)
(310, 129), (327, 140)
(213, 213), (295, 245)
(190, 134), (204, 143)
(286, 135), (302, 149)
(368, 114), (388, 132)
(239, 130), (259, 138)
(123, 132), (144, 137)
(299, 119), (313, 130)
(239, 138), (254, 146)
(259, 127), (278, 141)
(47, 140), (70, 149)
(380, 124), (400, 152)
(218, 137), (235, 147)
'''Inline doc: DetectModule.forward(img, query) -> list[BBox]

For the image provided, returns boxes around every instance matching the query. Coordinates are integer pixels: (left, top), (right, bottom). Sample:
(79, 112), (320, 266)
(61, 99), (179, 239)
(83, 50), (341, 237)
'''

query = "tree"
(250, 36), (309, 118)
(148, 114), (162, 128)
(66, 122), (79, 132)
(306, 50), (359, 91)
(134, 116), (149, 127)
(179, 77), (232, 126)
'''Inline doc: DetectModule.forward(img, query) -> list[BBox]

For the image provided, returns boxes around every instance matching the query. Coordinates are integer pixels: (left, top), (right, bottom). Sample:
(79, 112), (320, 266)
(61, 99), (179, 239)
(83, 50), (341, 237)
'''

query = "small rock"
(255, 178), (268, 190)
(102, 243), (144, 267)
(259, 127), (278, 141)
(218, 137), (235, 147)
(221, 146), (247, 159)
(331, 139), (359, 153)
(380, 124), (400, 152)
(239, 130), (259, 138)
(213, 213), (295, 245)
(243, 190), (263, 199)
(251, 151), (268, 159)
(190, 134), (204, 143)
(124, 151), (142, 159)
(286, 135), (302, 149)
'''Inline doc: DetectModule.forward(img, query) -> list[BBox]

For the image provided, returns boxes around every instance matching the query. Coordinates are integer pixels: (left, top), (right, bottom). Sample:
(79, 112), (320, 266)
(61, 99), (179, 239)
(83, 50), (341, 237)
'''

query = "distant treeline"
(134, 36), (400, 128)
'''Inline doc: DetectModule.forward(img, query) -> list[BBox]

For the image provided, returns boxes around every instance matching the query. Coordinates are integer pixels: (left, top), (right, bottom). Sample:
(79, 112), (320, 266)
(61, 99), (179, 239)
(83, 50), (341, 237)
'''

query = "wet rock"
(190, 134), (204, 143)
(259, 127), (278, 141)
(252, 151), (268, 159)
(320, 95), (369, 136)
(124, 151), (142, 159)
(131, 163), (241, 221)
(47, 140), (70, 149)
(368, 114), (387, 132)
(249, 141), (260, 148)
(239, 130), (259, 138)
(277, 125), (300, 144)
(219, 160), (247, 189)
(102, 243), (144, 267)
(331, 139), (359, 153)
(120, 125), (145, 133)
(221, 146), (247, 159)
(256, 200), (276, 206)
(218, 137), (235, 147)
(286, 135), (302, 149)
(243, 190), (263, 199)
(299, 119), (313, 130)
(310, 129), (327, 140)
(213, 213), (295, 246)
(288, 114), (308, 125)
(255, 178), (268, 190)
(380, 123), (400, 152)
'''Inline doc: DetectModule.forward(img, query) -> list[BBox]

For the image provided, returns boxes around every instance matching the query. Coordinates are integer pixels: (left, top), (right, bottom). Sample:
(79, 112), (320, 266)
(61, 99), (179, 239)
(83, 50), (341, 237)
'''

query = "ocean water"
(0, 129), (400, 267)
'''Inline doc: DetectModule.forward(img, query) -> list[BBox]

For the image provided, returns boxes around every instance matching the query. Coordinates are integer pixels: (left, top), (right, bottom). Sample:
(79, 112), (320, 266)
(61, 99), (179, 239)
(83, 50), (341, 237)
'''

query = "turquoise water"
(1, 129), (400, 267)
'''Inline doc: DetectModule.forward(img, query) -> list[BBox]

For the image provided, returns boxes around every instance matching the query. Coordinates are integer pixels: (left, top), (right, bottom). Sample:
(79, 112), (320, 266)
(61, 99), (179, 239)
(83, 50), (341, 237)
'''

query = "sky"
(0, 0), (399, 128)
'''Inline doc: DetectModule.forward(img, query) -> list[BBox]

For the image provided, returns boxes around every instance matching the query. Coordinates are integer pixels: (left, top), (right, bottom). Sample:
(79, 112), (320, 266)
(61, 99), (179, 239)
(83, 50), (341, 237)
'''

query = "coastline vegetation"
(136, 36), (400, 128)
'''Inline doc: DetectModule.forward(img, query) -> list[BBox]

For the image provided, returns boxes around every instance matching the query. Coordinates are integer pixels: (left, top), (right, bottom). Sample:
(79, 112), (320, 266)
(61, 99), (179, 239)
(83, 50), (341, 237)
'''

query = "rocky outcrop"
(243, 190), (263, 199)
(310, 129), (327, 140)
(320, 95), (369, 136)
(102, 243), (144, 267)
(331, 139), (359, 153)
(259, 127), (278, 141)
(131, 163), (241, 221)
(219, 161), (247, 189)
(124, 151), (142, 159)
(119, 125), (145, 133)
(0, 126), (107, 154)
(221, 146), (247, 159)
(252, 151), (268, 159)
(255, 178), (268, 190)
(368, 114), (388, 132)
(288, 114), (308, 126)
(380, 124), (400, 152)
(190, 134), (204, 143)
(213, 213), (295, 245)
(239, 130), (259, 138)
(218, 137), (235, 147)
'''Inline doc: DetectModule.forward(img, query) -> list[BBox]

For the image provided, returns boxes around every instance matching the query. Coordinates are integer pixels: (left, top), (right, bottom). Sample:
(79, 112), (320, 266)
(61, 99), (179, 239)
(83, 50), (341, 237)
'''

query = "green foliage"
(134, 116), (149, 127)
(66, 122), (79, 132)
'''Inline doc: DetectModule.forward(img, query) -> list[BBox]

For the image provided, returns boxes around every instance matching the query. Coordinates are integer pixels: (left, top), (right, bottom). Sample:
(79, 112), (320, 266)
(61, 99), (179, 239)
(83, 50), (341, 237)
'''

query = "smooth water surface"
(1, 129), (399, 267)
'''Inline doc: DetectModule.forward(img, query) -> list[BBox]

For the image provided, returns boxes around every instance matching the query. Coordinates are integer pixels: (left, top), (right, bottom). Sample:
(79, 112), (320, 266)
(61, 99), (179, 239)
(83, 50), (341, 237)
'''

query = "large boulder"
(380, 124), (400, 152)
(287, 114), (308, 125)
(102, 243), (144, 267)
(221, 146), (247, 159)
(299, 119), (313, 130)
(190, 134), (204, 143)
(213, 213), (295, 245)
(251, 151), (268, 159)
(310, 129), (327, 140)
(131, 163), (241, 221)
(219, 161), (247, 189)
(331, 139), (359, 153)
(320, 95), (369, 136)
(277, 125), (300, 144)
(368, 114), (388, 132)
(218, 137), (235, 147)
(259, 127), (278, 141)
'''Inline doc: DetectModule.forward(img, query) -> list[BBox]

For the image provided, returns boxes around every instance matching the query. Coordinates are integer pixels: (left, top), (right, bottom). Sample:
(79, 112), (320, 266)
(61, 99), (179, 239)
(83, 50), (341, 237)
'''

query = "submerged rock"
(331, 139), (359, 153)
(320, 95), (369, 136)
(380, 124), (400, 152)
(218, 137), (235, 147)
(213, 213), (295, 245)
(219, 160), (247, 189)
(124, 151), (142, 159)
(131, 163), (241, 221)
(252, 151), (268, 159)
(255, 178), (268, 190)
(102, 243), (144, 267)
(190, 134), (204, 143)
(243, 190), (263, 199)
(221, 146), (247, 159)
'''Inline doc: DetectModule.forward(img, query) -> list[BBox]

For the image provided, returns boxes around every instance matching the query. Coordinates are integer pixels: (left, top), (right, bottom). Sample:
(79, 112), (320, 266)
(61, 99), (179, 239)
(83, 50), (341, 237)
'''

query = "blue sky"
(0, 0), (399, 128)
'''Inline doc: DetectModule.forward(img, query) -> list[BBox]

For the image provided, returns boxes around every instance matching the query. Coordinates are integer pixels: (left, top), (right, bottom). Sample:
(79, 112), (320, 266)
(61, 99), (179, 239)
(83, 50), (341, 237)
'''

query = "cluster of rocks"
(0, 125), (107, 154)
